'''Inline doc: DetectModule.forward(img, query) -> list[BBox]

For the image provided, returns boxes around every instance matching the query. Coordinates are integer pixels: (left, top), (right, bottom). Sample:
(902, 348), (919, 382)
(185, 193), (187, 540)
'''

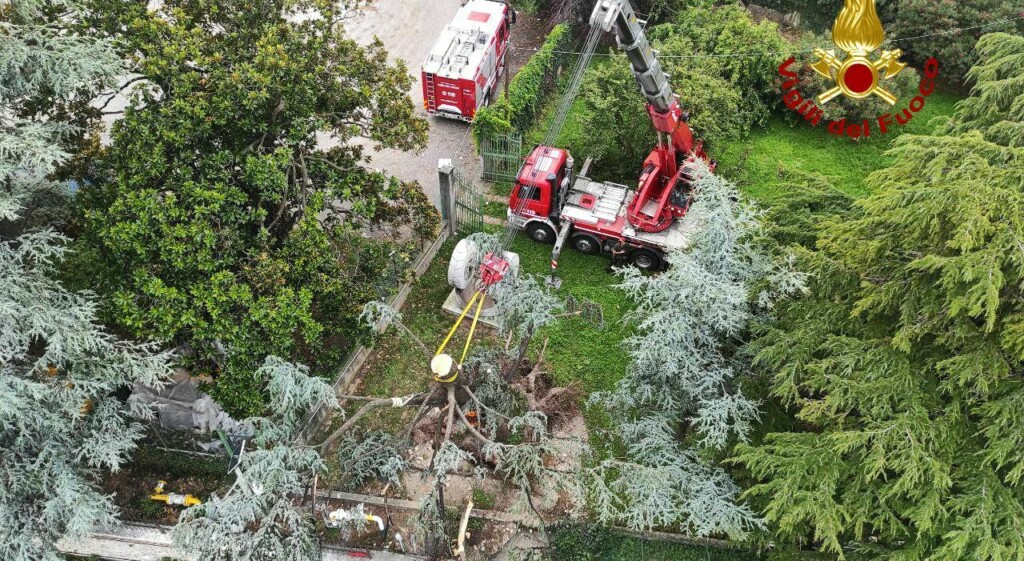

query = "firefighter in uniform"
(607, 239), (629, 273)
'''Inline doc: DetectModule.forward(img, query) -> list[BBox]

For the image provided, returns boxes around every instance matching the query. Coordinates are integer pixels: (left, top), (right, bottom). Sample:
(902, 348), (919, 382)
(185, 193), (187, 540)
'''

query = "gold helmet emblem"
(810, 0), (907, 105)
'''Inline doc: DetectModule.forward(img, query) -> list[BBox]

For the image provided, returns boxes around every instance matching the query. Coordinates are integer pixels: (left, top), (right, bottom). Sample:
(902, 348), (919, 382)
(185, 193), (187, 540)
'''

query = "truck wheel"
(571, 234), (601, 255)
(526, 222), (556, 244)
(629, 248), (662, 271)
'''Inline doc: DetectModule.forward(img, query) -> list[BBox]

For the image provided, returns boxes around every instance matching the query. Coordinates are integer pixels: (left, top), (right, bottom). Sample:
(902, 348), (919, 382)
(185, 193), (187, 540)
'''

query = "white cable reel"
(447, 238), (478, 290)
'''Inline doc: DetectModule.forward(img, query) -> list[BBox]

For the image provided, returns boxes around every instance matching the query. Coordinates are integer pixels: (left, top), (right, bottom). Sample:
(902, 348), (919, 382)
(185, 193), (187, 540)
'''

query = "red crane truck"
(421, 1), (515, 122)
(507, 0), (713, 275)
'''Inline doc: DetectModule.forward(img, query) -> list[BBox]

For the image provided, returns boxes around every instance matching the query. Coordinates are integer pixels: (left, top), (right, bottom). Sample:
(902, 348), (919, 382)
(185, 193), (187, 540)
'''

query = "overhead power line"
(544, 14), (1024, 60)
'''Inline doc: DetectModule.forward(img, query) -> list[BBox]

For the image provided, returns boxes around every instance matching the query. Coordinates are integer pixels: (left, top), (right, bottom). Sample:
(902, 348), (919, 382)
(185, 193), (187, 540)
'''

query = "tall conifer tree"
(1, 2), (172, 558)
(735, 32), (1024, 560)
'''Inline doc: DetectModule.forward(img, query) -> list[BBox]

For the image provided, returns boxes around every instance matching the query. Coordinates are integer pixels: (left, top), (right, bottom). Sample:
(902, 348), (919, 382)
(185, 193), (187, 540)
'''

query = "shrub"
(569, 52), (744, 180)
(888, 0), (1023, 86)
(650, 4), (792, 131)
(562, 4), (790, 181)
(472, 24), (570, 146)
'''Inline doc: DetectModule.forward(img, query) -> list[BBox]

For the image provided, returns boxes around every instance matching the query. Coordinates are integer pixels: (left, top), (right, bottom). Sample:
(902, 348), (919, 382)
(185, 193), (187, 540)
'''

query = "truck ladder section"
(424, 73), (437, 112)
(592, 183), (628, 222)
(454, 36), (478, 65)
(591, 0), (673, 113)
(439, 27), (483, 73)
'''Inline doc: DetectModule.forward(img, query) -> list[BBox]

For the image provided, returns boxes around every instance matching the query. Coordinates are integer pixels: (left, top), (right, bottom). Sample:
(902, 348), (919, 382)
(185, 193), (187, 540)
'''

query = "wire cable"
(497, 11), (606, 251)
(544, 13), (1024, 59)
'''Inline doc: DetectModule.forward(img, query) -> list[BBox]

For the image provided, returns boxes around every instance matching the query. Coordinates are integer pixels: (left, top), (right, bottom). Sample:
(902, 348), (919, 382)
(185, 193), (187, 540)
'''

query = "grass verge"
(715, 91), (959, 199)
(549, 523), (765, 561)
(350, 228), (633, 458)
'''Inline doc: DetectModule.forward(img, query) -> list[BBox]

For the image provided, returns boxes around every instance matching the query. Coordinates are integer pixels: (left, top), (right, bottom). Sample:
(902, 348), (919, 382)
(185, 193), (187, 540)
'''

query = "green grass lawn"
(715, 91), (960, 199)
(505, 235), (632, 393)
(483, 199), (508, 219)
(522, 57), (960, 201)
(355, 229), (635, 398)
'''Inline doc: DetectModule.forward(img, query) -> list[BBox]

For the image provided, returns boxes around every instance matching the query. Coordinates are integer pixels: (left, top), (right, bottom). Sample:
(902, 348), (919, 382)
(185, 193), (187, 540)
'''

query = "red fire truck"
(508, 147), (703, 273)
(421, 1), (514, 122)
(507, 0), (711, 274)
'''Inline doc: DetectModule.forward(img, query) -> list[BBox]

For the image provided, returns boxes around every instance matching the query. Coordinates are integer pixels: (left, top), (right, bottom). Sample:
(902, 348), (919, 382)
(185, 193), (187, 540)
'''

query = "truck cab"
(509, 143), (697, 273)
(507, 146), (570, 241)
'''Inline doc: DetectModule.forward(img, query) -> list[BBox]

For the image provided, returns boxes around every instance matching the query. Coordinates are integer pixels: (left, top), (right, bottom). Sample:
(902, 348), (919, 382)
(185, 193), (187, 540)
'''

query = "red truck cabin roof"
(509, 146), (567, 218)
(518, 146), (566, 188)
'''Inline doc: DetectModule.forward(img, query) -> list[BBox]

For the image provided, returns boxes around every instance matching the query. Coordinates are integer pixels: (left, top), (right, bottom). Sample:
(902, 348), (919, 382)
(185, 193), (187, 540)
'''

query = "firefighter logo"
(810, 0), (907, 105)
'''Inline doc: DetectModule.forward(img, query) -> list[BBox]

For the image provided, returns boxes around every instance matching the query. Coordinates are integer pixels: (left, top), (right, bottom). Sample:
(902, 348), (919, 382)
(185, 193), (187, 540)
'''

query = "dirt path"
(341, 0), (551, 206)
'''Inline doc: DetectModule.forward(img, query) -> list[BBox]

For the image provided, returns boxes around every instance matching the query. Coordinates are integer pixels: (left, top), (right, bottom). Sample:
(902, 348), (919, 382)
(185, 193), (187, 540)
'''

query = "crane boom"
(586, 0), (709, 233)
(590, 0), (695, 156)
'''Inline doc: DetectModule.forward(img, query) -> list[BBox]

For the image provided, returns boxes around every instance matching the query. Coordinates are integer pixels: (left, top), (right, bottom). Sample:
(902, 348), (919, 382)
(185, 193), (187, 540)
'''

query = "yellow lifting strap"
(432, 289), (487, 383)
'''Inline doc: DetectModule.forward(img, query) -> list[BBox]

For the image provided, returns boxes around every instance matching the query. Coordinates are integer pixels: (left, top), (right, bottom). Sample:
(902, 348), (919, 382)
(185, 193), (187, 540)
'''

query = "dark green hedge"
(471, 23), (571, 146)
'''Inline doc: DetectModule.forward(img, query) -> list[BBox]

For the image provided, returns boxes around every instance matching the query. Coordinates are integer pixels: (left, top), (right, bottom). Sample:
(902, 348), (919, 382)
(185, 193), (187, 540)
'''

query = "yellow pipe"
(459, 291), (487, 365)
(151, 480), (202, 507)
(435, 290), (481, 356)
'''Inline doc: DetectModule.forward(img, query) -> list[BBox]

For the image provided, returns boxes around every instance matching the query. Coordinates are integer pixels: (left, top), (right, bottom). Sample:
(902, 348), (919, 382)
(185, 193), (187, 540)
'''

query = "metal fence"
(480, 131), (524, 184)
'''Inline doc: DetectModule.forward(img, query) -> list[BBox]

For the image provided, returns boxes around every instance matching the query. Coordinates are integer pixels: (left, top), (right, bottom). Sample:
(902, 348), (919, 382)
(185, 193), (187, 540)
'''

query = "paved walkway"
(57, 521), (428, 561)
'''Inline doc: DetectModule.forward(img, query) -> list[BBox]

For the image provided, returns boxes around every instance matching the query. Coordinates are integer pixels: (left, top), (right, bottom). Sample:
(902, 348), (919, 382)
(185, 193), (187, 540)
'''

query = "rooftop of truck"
(422, 0), (506, 81)
(517, 146), (566, 186)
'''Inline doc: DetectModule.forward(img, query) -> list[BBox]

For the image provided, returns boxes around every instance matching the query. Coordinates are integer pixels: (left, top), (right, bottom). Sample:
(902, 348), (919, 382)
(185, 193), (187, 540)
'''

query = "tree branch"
(455, 401), (499, 447)
(443, 386), (457, 442)
(317, 393), (424, 450)
(308, 155), (357, 176)
(453, 499), (474, 560)
(96, 75), (149, 112)
(463, 385), (512, 423)
(404, 384), (439, 441)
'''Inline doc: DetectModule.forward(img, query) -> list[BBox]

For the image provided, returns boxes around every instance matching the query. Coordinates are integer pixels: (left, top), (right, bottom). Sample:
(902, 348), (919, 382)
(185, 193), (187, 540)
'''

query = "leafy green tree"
(569, 52), (742, 181)
(566, 4), (789, 181)
(734, 33), (1024, 560)
(888, 0), (1023, 85)
(649, 5), (790, 130)
(76, 0), (437, 415)
(946, 32), (1024, 147)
